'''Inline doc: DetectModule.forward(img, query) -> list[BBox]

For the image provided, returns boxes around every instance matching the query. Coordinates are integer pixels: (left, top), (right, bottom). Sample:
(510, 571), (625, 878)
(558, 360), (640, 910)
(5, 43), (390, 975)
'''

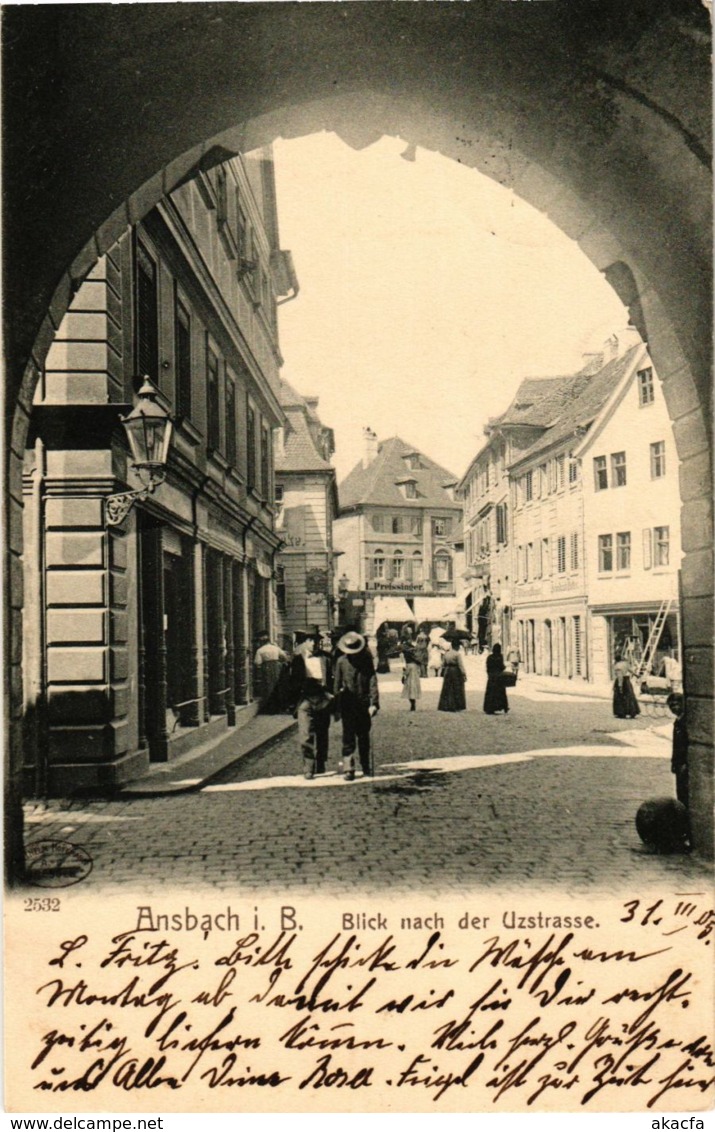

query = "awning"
(372, 595), (416, 625)
(412, 596), (458, 621)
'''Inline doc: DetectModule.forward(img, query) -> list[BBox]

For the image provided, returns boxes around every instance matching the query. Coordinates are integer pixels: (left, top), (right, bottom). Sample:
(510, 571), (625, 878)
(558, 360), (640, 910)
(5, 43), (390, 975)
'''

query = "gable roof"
(338, 436), (460, 511)
(276, 378), (334, 473)
(509, 344), (642, 467)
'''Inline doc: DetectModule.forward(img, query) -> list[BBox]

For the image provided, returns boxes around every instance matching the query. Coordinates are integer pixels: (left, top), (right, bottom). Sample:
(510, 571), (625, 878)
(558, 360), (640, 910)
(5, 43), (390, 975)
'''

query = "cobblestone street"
(23, 659), (708, 896)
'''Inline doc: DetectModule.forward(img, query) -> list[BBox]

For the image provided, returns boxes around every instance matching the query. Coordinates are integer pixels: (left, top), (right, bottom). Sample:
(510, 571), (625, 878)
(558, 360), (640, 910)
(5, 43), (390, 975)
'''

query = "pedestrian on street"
(334, 631), (379, 780)
(253, 632), (289, 714)
(290, 634), (336, 779)
(505, 642), (521, 677)
(414, 630), (429, 677)
(667, 692), (689, 810)
(612, 652), (640, 719)
(483, 642), (509, 715)
(438, 639), (467, 712)
(401, 642), (422, 712)
(428, 640), (444, 677)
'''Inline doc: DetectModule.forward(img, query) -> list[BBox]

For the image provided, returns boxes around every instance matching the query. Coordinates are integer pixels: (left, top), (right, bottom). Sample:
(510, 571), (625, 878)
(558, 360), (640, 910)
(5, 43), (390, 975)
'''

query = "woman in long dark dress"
(483, 642), (509, 714)
(613, 654), (640, 718)
(438, 641), (467, 712)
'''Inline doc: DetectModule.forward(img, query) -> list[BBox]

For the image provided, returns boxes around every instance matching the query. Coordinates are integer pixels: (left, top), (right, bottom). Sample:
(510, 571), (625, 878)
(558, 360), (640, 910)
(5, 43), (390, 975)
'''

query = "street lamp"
(105, 378), (173, 526)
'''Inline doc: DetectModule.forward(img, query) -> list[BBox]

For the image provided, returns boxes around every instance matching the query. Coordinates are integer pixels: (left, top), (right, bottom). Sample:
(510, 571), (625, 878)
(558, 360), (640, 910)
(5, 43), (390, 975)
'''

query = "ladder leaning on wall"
(633, 598), (673, 680)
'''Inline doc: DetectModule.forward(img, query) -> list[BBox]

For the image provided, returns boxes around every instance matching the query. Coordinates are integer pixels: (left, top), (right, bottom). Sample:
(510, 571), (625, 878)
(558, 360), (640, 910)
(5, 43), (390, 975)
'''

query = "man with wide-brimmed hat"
(334, 631), (379, 780)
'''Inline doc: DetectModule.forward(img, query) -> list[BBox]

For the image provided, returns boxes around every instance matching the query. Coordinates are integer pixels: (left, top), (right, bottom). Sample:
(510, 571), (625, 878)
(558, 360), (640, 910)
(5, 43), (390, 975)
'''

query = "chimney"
(581, 352), (604, 375)
(304, 396), (319, 413)
(363, 427), (378, 468)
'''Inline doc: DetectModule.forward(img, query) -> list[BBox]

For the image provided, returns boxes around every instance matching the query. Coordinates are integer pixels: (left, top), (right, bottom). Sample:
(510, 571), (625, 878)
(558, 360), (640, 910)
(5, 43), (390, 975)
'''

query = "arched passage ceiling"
(2, 0), (712, 420)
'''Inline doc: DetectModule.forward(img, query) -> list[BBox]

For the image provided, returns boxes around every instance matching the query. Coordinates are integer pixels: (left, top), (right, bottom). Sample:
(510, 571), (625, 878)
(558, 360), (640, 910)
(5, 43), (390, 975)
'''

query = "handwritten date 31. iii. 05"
(23, 896), (715, 1109)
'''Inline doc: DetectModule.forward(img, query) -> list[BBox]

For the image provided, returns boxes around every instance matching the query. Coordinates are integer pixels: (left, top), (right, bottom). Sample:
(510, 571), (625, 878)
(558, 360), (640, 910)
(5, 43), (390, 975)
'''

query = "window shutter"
(642, 528), (652, 570)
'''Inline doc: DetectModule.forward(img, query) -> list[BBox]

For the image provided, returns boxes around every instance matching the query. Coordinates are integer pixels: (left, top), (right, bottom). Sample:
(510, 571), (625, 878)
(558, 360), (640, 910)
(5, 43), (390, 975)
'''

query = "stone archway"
(4, 3), (712, 879)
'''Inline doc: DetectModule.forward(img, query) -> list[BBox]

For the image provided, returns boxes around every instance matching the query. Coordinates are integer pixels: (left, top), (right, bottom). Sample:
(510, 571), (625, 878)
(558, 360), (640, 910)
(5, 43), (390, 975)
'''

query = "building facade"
(506, 331), (681, 683)
(457, 376), (572, 650)
(334, 431), (464, 634)
(274, 380), (338, 645)
(575, 349), (682, 684)
(22, 149), (296, 794)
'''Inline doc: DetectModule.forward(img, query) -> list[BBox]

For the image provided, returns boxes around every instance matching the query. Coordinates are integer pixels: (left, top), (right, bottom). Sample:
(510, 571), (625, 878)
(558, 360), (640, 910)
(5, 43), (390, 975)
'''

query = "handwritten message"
(7, 893), (715, 1113)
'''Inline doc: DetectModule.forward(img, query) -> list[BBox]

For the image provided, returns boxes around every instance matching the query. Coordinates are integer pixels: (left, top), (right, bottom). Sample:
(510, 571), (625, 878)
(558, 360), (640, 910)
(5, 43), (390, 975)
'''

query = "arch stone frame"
(3, 2), (713, 879)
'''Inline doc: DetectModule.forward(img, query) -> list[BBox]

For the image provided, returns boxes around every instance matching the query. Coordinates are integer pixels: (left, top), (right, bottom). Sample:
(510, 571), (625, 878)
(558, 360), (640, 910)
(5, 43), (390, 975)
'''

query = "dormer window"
(403, 452), (422, 471)
(396, 476), (418, 499)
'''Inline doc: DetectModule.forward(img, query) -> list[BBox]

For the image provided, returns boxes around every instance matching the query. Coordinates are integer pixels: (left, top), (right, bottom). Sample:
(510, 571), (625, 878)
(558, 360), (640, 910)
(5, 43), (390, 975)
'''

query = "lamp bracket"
(105, 486), (151, 526)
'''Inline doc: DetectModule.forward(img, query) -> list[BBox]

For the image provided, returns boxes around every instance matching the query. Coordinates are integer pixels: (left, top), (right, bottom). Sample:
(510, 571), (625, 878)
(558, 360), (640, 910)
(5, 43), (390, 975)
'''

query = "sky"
(272, 132), (628, 485)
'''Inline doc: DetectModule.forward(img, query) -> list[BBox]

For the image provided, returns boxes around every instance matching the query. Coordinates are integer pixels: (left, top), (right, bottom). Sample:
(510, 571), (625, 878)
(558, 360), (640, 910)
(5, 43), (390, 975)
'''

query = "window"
(246, 402), (256, 488)
(557, 535), (567, 574)
(598, 534), (613, 572)
(570, 531), (579, 571)
(276, 565), (286, 614)
(616, 531), (631, 570)
(654, 526), (670, 567)
(525, 543), (533, 580)
(372, 552), (385, 580)
(274, 485), (284, 503)
(412, 552), (423, 584)
(549, 459), (558, 493)
(432, 517), (452, 537)
(410, 516), (422, 536)
(496, 502), (508, 546)
(372, 513), (385, 533)
(260, 423), (270, 497)
(539, 465), (548, 497)
(206, 344), (221, 452)
(433, 551), (452, 583)
(611, 451), (627, 487)
(524, 470), (533, 502)
(556, 454), (565, 490)
(650, 441), (666, 479)
(638, 367), (655, 406)
(593, 456), (608, 491)
(236, 199), (248, 262)
(568, 452), (579, 484)
(224, 372), (237, 466)
(391, 551), (404, 580)
(135, 242), (158, 382)
(404, 481), (417, 499)
(542, 537), (550, 578)
(404, 453), (421, 470)
(173, 297), (192, 420)
(392, 516), (404, 534)
(573, 616), (582, 676)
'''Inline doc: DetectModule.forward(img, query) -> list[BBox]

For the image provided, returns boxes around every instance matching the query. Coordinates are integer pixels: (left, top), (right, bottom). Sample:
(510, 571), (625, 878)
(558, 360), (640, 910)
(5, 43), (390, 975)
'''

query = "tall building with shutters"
(274, 380), (338, 645)
(22, 147), (298, 794)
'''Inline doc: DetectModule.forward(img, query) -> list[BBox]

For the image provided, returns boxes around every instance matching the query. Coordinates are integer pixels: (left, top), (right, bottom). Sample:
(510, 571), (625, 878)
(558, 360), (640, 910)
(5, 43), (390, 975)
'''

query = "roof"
(509, 345), (641, 467)
(338, 436), (461, 511)
(276, 378), (334, 473)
